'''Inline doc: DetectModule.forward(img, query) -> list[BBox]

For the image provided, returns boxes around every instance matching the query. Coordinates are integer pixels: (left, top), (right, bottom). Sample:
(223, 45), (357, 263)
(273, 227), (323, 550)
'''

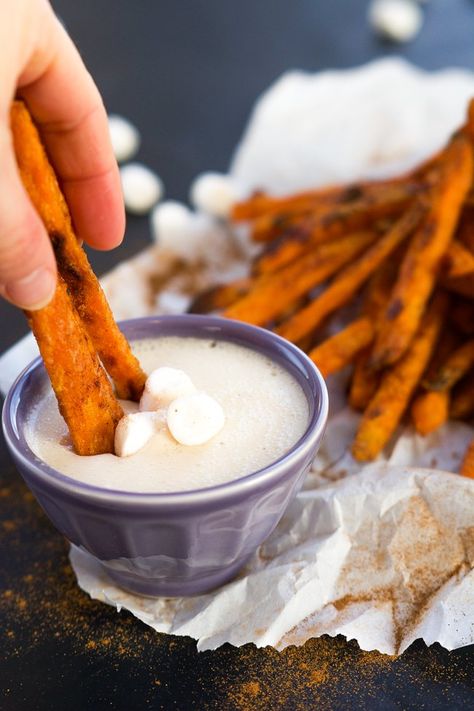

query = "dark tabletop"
(2, 1), (474, 709)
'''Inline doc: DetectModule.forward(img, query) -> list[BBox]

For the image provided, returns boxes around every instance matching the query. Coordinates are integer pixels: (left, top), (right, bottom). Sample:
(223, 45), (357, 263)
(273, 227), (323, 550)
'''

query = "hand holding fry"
(0, 0), (123, 311)
(11, 101), (144, 454)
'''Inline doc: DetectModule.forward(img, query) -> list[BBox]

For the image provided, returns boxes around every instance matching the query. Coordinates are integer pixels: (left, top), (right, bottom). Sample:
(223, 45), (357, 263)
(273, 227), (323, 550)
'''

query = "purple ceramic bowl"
(2, 315), (328, 597)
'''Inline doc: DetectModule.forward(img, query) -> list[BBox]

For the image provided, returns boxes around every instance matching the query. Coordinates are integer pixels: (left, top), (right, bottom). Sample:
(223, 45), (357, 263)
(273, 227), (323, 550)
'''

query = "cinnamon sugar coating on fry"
(309, 318), (374, 378)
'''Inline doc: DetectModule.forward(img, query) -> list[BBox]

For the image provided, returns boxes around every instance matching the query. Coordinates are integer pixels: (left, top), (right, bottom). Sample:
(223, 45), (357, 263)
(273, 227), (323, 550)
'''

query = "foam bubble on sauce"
(25, 337), (309, 493)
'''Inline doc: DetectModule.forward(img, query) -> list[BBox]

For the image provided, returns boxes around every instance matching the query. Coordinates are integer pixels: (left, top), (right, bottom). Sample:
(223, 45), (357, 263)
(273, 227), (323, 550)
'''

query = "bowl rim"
(2, 315), (328, 507)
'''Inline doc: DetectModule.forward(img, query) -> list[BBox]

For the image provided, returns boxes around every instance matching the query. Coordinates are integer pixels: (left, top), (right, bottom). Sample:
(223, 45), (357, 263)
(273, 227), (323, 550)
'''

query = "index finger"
(18, 18), (125, 251)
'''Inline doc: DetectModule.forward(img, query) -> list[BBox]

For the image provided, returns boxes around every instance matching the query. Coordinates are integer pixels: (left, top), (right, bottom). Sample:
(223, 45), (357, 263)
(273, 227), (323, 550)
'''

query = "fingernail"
(5, 268), (56, 310)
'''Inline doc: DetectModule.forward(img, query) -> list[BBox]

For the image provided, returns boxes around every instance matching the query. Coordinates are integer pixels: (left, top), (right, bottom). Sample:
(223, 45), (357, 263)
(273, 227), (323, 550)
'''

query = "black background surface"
(1, 1), (474, 708)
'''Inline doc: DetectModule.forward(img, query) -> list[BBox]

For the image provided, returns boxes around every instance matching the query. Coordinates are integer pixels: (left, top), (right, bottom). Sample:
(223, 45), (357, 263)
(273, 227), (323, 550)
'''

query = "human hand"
(0, 0), (124, 310)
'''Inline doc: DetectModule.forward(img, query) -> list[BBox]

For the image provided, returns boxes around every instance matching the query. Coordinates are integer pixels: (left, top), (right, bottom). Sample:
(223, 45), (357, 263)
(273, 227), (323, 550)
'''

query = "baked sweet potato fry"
(371, 132), (473, 368)
(348, 261), (399, 411)
(308, 317), (374, 378)
(251, 211), (310, 243)
(352, 292), (448, 461)
(10, 100), (146, 401)
(410, 326), (458, 434)
(460, 437), (474, 478)
(411, 390), (450, 436)
(188, 277), (253, 313)
(232, 157), (439, 223)
(232, 185), (343, 222)
(252, 183), (426, 274)
(26, 277), (123, 455)
(277, 204), (424, 345)
(425, 339), (474, 391)
(225, 230), (377, 326)
(248, 181), (423, 244)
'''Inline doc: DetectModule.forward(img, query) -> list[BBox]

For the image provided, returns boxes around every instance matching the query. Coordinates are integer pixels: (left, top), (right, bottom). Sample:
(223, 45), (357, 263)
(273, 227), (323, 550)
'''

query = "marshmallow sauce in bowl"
(3, 315), (328, 596)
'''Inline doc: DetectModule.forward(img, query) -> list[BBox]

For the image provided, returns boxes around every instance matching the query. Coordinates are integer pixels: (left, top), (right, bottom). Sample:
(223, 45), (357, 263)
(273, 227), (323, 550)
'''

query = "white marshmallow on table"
(150, 200), (194, 246)
(120, 163), (163, 215)
(139, 367), (197, 412)
(369, 0), (423, 43)
(189, 172), (243, 219)
(108, 114), (141, 163)
(114, 411), (163, 457)
(167, 392), (225, 446)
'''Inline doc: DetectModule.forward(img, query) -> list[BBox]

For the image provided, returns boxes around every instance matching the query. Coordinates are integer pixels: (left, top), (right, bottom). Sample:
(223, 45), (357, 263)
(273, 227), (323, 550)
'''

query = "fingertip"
(64, 166), (126, 251)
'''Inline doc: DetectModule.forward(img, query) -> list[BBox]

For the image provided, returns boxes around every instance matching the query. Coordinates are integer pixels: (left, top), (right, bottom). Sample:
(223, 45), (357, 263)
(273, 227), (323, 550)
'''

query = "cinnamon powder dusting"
(1, 478), (472, 710)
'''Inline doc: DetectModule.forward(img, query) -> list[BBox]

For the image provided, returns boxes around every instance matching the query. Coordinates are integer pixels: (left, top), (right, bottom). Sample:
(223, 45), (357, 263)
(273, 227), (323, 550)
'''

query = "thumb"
(0, 117), (57, 310)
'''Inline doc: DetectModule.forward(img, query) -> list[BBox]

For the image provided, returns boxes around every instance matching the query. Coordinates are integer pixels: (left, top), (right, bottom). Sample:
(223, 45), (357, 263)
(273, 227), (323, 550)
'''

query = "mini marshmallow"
(114, 411), (162, 457)
(167, 392), (225, 446)
(151, 203), (223, 262)
(120, 163), (163, 215)
(139, 367), (196, 412)
(108, 114), (141, 163)
(189, 172), (243, 219)
(150, 201), (194, 247)
(369, 0), (423, 43)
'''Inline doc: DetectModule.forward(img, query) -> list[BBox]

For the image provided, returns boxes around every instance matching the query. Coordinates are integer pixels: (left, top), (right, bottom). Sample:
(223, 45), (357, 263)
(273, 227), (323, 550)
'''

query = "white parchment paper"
(1, 58), (473, 655)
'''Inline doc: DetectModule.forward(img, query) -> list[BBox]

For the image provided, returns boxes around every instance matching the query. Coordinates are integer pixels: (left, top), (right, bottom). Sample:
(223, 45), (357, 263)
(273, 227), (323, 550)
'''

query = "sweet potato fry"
(450, 371), (474, 420)
(248, 181), (423, 244)
(188, 277), (253, 313)
(352, 292), (448, 462)
(411, 390), (450, 436)
(308, 317), (374, 378)
(232, 156), (439, 223)
(460, 437), (474, 478)
(252, 228), (315, 276)
(277, 204), (424, 345)
(410, 325), (458, 434)
(232, 185), (343, 222)
(349, 347), (380, 412)
(348, 261), (399, 411)
(26, 277), (123, 455)
(10, 100), (146, 401)
(425, 339), (474, 391)
(252, 183), (426, 273)
(251, 211), (309, 243)
(225, 230), (377, 326)
(371, 132), (473, 368)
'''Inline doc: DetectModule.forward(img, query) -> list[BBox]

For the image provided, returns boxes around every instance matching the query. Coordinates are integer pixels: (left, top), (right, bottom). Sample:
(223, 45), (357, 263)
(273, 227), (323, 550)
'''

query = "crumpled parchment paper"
(2, 58), (474, 655)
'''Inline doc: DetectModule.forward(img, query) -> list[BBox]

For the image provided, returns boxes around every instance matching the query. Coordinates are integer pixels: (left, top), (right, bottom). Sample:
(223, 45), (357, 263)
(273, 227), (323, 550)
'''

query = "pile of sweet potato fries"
(192, 101), (474, 477)
(11, 101), (146, 455)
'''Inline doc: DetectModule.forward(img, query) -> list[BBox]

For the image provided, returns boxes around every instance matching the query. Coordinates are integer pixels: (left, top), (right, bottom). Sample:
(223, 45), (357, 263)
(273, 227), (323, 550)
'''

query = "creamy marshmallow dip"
(25, 336), (309, 493)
